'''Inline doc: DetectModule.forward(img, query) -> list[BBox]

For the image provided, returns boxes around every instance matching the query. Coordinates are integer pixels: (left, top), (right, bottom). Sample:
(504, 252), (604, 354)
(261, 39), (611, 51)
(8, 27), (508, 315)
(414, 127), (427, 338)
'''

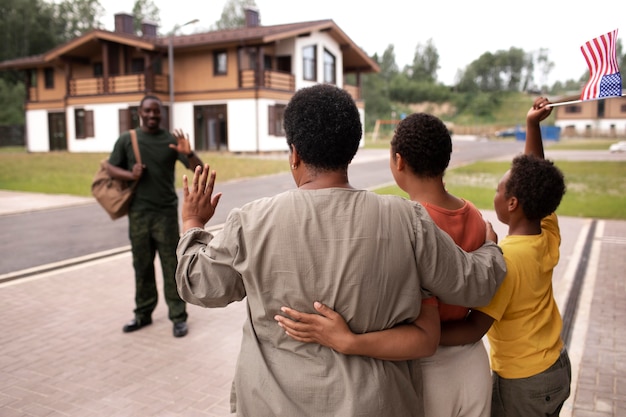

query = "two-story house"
(553, 92), (626, 138)
(0, 8), (379, 153)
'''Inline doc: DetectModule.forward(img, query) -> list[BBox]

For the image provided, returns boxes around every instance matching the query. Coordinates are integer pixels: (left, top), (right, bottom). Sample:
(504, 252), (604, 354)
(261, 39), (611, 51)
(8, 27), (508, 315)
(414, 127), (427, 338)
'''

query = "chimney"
(114, 13), (135, 34)
(244, 7), (260, 27)
(142, 21), (158, 38)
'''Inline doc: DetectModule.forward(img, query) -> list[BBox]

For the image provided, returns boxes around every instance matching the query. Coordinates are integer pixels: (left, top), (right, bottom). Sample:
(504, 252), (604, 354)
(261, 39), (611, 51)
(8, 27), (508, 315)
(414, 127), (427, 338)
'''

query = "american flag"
(580, 29), (622, 101)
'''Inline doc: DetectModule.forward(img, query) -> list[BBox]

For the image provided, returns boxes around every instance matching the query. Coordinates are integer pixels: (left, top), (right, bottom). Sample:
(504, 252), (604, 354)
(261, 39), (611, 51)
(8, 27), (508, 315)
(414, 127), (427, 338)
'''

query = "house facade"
(0, 9), (379, 153)
(553, 92), (626, 138)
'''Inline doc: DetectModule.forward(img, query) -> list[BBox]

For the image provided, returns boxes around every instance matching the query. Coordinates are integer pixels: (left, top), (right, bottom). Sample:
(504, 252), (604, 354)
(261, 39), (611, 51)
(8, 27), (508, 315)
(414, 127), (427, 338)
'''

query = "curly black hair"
(506, 155), (566, 221)
(283, 84), (362, 170)
(390, 113), (452, 177)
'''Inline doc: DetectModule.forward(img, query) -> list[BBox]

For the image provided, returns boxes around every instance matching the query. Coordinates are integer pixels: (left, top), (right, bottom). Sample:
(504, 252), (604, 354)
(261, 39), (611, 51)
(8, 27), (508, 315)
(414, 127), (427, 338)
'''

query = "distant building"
(0, 8), (379, 153)
(553, 92), (626, 138)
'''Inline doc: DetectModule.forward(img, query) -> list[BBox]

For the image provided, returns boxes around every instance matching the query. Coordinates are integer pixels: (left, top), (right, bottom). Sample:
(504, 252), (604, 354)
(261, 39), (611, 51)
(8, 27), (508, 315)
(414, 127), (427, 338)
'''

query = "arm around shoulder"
(418, 217), (507, 308)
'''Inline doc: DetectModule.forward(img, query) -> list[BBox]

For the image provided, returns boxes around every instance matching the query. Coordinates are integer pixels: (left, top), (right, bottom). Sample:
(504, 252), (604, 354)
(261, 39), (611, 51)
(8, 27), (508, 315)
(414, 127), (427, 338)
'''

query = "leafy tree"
(549, 79), (585, 95)
(0, 0), (105, 123)
(56, 0), (104, 38)
(457, 47), (532, 93)
(407, 39), (439, 83)
(0, 0), (61, 63)
(617, 39), (626, 79)
(0, 79), (25, 124)
(388, 75), (451, 103)
(379, 45), (399, 83)
(213, 0), (258, 30)
(362, 54), (392, 130)
(132, 0), (160, 34)
(532, 48), (554, 92)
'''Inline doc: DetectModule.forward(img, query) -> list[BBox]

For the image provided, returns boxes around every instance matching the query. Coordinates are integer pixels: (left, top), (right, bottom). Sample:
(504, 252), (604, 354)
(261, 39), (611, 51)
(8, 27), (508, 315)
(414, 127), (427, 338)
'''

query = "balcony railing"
(240, 69), (295, 91)
(66, 74), (168, 97)
(31, 71), (361, 102)
(343, 84), (360, 101)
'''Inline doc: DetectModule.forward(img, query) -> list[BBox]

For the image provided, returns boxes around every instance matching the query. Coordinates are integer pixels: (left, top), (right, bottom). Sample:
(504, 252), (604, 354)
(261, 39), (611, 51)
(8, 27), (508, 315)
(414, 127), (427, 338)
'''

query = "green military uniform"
(109, 127), (190, 324)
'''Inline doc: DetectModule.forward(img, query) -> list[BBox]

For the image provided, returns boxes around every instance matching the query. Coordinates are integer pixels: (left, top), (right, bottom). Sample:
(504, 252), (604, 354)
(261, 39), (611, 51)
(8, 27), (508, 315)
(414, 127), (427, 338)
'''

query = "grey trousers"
(491, 348), (571, 417)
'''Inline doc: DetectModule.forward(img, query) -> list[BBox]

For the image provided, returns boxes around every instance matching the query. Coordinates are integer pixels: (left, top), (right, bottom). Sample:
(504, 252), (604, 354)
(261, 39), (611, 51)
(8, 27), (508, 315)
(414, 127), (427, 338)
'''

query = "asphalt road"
(4, 138), (609, 276)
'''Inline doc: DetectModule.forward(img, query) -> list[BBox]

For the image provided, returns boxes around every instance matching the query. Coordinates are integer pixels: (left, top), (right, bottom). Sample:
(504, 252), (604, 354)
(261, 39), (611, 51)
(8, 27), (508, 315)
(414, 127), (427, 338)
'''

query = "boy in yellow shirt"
(440, 96), (570, 416)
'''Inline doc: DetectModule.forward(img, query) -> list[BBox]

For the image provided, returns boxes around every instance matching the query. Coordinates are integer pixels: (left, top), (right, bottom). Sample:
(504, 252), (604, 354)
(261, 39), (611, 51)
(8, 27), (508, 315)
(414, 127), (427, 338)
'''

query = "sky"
(100, 0), (625, 87)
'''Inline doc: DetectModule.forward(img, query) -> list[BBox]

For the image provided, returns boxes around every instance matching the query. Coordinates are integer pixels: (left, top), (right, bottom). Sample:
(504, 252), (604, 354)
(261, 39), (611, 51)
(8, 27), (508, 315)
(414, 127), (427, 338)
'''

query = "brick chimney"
(114, 13), (135, 34)
(244, 7), (260, 27)
(141, 21), (158, 38)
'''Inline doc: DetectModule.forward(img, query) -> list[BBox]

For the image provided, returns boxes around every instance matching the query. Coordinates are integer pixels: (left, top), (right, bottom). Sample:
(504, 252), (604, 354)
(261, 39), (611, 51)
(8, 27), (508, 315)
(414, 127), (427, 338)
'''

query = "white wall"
(255, 98), (290, 152)
(556, 119), (626, 136)
(25, 110), (50, 152)
(293, 31), (344, 92)
(26, 28), (356, 154)
(171, 101), (196, 149)
(67, 103), (128, 153)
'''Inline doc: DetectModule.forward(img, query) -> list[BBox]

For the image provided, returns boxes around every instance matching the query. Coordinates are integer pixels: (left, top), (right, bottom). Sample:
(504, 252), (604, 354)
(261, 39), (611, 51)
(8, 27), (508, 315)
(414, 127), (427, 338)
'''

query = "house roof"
(0, 19), (379, 73)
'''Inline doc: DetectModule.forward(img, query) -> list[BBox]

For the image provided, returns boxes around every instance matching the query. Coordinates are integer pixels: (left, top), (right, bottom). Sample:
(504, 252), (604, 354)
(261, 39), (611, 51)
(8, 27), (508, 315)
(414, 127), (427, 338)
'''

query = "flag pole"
(547, 93), (626, 107)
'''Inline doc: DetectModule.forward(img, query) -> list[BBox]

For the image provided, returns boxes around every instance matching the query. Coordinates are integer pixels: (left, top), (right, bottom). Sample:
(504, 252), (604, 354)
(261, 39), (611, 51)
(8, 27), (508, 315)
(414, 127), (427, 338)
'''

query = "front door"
(194, 105), (227, 151)
(48, 112), (67, 151)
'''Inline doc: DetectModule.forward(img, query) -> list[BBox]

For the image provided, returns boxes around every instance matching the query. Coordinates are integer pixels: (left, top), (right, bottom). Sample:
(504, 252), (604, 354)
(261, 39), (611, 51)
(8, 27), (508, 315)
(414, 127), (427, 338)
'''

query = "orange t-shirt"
(422, 200), (487, 322)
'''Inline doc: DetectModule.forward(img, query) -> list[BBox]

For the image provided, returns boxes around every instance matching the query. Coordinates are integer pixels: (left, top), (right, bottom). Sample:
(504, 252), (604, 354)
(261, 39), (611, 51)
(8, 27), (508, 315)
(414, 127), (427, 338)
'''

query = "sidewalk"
(0, 193), (624, 416)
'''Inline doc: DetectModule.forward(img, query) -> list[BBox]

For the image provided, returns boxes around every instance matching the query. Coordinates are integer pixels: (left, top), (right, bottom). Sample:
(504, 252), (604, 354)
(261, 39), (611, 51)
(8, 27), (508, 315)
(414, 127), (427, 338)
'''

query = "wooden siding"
(174, 49), (240, 92)
(555, 96), (626, 120)
(343, 84), (360, 101)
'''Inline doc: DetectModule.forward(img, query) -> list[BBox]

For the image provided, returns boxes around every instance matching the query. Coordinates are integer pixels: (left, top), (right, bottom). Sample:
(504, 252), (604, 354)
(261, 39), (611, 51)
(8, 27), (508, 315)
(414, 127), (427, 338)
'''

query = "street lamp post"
(168, 19), (199, 129)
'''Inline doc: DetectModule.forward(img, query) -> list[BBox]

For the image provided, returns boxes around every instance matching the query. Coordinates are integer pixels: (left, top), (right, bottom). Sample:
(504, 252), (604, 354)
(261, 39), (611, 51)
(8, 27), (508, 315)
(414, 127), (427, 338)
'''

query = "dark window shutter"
(119, 108), (129, 134)
(163, 106), (170, 132)
(85, 110), (94, 137)
(268, 105), (275, 135)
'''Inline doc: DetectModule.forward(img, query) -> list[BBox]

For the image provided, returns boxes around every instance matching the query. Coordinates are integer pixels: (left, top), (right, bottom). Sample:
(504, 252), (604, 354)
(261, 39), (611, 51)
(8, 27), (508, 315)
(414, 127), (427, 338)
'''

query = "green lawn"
(376, 160), (626, 220)
(1, 143), (624, 220)
(0, 149), (288, 196)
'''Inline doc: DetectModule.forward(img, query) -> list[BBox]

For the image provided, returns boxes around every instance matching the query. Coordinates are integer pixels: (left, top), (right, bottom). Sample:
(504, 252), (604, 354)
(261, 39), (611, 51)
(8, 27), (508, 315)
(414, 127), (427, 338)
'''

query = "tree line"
(1, 0), (624, 128)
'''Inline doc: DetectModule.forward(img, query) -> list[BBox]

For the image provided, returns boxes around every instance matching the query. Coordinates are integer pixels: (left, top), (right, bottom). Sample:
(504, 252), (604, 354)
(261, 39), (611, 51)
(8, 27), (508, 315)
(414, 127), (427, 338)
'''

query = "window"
(75, 108), (94, 139)
(44, 67), (54, 89)
(277, 56), (291, 73)
(29, 70), (37, 87)
(268, 104), (286, 136)
(323, 49), (336, 84)
(153, 57), (163, 75)
(302, 45), (316, 81)
(597, 100), (605, 118)
(93, 63), (103, 77)
(131, 58), (144, 74)
(214, 51), (227, 75)
(564, 105), (581, 114)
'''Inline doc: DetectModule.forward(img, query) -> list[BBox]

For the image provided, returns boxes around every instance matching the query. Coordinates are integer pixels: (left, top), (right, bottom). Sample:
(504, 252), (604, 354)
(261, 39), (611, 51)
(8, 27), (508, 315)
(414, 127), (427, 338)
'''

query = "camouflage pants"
(128, 209), (187, 323)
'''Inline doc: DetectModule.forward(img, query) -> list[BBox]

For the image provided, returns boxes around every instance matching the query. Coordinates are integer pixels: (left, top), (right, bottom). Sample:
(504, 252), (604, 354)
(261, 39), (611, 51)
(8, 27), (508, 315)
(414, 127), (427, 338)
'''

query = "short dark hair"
(506, 155), (566, 220)
(283, 84), (362, 170)
(390, 113), (452, 177)
(140, 95), (161, 108)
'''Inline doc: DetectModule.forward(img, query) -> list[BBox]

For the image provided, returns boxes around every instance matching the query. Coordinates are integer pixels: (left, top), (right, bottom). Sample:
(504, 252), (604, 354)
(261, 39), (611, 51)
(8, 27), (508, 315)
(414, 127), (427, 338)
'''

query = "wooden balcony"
(240, 69), (295, 91)
(27, 71), (362, 102)
(65, 74), (168, 97)
(343, 84), (360, 101)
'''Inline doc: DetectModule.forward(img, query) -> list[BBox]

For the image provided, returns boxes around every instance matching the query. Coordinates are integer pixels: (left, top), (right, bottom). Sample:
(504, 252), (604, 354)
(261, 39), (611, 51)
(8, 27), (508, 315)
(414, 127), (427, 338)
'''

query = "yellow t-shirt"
(476, 213), (563, 379)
